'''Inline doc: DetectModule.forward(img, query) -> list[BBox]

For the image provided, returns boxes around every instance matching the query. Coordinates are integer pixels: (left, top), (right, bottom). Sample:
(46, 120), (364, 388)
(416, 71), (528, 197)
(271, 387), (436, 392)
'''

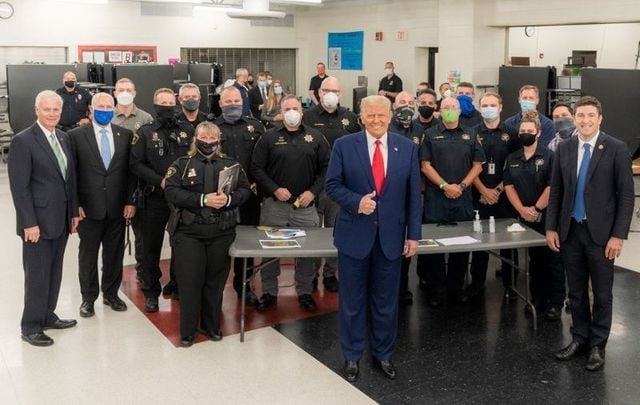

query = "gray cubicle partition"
(498, 66), (556, 119)
(173, 63), (189, 81)
(580, 68), (640, 156)
(114, 64), (173, 118)
(6, 64), (76, 133)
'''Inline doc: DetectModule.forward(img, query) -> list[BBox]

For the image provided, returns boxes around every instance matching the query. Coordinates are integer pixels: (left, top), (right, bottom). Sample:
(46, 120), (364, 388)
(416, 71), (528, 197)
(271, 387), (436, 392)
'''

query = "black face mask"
(519, 133), (537, 147)
(154, 105), (177, 127)
(418, 105), (435, 120)
(247, 80), (254, 86)
(64, 80), (76, 89)
(196, 140), (220, 156)
(393, 106), (414, 126)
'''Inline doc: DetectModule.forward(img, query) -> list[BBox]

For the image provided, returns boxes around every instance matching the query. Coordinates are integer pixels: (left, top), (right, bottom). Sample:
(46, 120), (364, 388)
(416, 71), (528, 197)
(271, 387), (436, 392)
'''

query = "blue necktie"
(572, 143), (591, 221)
(100, 128), (112, 169)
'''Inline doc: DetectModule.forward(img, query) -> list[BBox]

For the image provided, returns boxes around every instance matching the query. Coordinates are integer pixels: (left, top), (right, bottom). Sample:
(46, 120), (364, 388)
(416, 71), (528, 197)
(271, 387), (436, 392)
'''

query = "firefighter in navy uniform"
(302, 77), (360, 293)
(216, 86), (265, 305)
(467, 92), (519, 299)
(503, 111), (565, 321)
(418, 96), (485, 308)
(164, 121), (251, 347)
(130, 88), (195, 312)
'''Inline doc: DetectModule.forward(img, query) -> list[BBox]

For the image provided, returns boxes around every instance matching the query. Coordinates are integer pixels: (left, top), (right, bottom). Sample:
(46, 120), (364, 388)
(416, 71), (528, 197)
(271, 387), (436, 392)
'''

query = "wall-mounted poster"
(78, 45), (157, 64)
(327, 31), (364, 71)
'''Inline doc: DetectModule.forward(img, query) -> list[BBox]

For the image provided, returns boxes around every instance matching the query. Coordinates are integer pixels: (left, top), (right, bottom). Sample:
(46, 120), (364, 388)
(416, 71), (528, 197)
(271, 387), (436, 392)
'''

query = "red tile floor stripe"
(120, 258), (339, 347)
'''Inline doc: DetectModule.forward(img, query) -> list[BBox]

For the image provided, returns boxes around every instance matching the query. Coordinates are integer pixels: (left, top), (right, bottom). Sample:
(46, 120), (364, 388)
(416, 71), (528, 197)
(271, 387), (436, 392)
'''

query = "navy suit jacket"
(8, 123), (78, 239)
(546, 131), (634, 246)
(325, 131), (422, 260)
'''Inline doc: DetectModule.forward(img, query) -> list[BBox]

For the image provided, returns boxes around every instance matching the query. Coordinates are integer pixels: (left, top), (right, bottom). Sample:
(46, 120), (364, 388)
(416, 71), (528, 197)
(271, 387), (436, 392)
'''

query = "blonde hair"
(265, 80), (284, 112)
(188, 121), (221, 157)
(360, 95), (391, 116)
(153, 87), (175, 102)
(520, 110), (541, 132)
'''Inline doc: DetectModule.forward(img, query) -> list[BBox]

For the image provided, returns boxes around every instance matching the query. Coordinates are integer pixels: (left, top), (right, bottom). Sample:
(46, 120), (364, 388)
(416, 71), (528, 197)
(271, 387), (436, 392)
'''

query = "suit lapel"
(355, 132), (376, 191)
(107, 125), (126, 172)
(383, 134), (398, 194)
(32, 124), (65, 180)
(586, 132), (606, 183)
(85, 125), (106, 172)
(567, 136), (579, 188)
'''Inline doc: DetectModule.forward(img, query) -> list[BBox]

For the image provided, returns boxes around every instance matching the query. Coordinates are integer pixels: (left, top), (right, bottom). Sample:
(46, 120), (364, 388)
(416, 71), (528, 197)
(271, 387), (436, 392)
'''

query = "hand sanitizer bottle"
(473, 210), (482, 233)
(489, 216), (496, 233)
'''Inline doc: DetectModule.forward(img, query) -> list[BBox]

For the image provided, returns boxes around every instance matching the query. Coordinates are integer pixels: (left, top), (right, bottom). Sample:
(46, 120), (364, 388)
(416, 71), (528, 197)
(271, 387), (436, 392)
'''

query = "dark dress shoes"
(447, 289), (468, 304)
(145, 297), (159, 313)
(544, 306), (562, 321)
(298, 294), (317, 312)
(399, 290), (413, 306)
(586, 346), (606, 371)
(374, 359), (397, 380)
(179, 335), (195, 348)
(343, 360), (359, 382)
(44, 318), (77, 330)
(22, 332), (54, 346)
(162, 281), (177, 296)
(205, 330), (223, 342)
(238, 290), (259, 306)
(103, 296), (128, 312)
(79, 301), (95, 318)
(323, 276), (339, 292)
(464, 283), (485, 299)
(555, 340), (587, 361)
(256, 293), (277, 312)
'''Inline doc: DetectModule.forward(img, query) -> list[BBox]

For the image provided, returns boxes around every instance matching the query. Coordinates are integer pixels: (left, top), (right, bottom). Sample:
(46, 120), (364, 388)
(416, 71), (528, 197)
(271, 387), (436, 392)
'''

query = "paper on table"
(435, 236), (480, 246)
(259, 240), (301, 249)
(265, 229), (306, 239)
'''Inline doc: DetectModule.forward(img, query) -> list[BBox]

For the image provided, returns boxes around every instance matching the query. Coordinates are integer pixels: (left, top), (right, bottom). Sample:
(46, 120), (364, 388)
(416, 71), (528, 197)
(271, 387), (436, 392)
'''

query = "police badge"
(501, 133), (510, 142)
(304, 134), (314, 143)
(179, 131), (187, 139)
(341, 118), (350, 127)
(247, 125), (255, 133)
(462, 134), (471, 140)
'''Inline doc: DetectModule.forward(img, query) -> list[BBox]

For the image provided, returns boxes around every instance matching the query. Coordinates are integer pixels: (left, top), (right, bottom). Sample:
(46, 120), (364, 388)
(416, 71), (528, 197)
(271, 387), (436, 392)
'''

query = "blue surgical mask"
(274, 87), (283, 95)
(480, 106), (499, 121)
(93, 109), (114, 126)
(457, 95), (475, 117)
(520, 100), (536, 112)
(258, 80), (267, 88)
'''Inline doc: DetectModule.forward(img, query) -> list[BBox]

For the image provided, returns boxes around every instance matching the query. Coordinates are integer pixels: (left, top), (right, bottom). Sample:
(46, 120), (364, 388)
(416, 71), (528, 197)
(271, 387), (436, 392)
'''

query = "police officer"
(415, 89), (440, 133)
(303, 77), (360, 293)
(418, 96), (485, 308)
(130, 88), (195, 312)
(251, 95), (330, 312)
(56, 71), (92, 131)
(164, 122), (251, 347)
(176, 83), (214, 128)
(378, 61), (403, 103)
(216, 86), (265, 305)
(467, 92), (519, 299)
(503, 111), (565, 321)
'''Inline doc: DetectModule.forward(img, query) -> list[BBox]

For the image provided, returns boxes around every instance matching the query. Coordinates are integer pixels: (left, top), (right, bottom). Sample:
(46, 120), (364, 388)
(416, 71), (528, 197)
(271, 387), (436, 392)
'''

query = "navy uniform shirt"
(459, 108), (483, 128)
(176, 111), (214, 129)
(302, 104), (360, 148)
(250, 124), (330, 201)
(130, 120), (195, 189)
(56, 86), (92, 129)
(420, 121), (485, 187)
(378, 74), (403, 102)
(389, 118), (432, 147)
(474, 121), (519, 189)
(503, 144), (554, 207)
(217, 115), (264, 182)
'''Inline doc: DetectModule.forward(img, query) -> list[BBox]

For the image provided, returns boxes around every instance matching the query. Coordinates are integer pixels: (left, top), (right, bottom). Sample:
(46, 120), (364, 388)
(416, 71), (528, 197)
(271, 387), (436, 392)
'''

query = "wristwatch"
(439, 181), (448, 190)
(460, 182), (468, 190)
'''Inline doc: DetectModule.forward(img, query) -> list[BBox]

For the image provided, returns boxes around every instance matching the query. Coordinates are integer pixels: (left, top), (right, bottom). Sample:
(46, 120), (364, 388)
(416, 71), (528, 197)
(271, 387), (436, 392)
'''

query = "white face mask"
(385, 68), (393, 76)
(322, 92), (339, 110)
(116, 91), (134, 106)
(284, 109), (302, 127)
(443, 89), (452, 98)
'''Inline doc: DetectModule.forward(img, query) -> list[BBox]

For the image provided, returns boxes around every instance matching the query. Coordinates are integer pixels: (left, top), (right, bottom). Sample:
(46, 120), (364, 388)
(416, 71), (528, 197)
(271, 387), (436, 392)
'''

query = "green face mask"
(441, 109), (460, 123)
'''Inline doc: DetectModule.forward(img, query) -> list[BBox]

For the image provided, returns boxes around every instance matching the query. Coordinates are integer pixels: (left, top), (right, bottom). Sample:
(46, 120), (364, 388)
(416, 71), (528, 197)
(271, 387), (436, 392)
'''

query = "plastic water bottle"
(489, 216), (496, 233)
(473, 210), (482, 233)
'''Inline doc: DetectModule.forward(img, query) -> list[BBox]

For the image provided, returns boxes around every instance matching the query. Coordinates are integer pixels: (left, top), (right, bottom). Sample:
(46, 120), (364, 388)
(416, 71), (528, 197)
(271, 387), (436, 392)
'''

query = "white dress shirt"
(37, 121), (68, 168)
(92, 122), (115, 159)
(576, 131), (599, 176)
(365, 131), (388, 175)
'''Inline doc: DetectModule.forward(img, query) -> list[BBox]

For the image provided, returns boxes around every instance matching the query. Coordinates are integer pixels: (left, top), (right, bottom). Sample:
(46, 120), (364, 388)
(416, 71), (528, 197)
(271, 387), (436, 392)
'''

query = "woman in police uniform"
(164, 121), (251, 347)
(503, 111), (565, 321)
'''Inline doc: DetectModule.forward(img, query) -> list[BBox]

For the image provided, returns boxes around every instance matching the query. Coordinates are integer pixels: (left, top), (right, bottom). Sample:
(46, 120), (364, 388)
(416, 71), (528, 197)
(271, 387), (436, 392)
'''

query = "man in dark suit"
(326, 95), (422, 382)
(546, 96), (634, 371)
(68, 93), (136, 318)
(248, 71), (269, 119)
(8, 90), (80, 346)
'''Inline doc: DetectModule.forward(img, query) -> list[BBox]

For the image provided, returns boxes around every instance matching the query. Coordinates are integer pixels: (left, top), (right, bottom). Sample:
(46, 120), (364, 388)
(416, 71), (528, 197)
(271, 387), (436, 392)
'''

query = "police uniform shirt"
(56, 86), (92, 128)
(164, 154), (251, 216)
(302, 104), (360, 148)
(177, 111), (212, 129)
(389, 118), (427, 147)
(112, 105), (154, 135)
(459, 109), (483, 128)
(130, 120), (195, 188)
(217, 116), (264, 179)
(308, 74), (328, 104)
(475, 121), (519, 189)
(420, 121), (486, 187)
(250, 124), (330, 200)
(503, 145), (553, 207)
(378, 74), (403, 102)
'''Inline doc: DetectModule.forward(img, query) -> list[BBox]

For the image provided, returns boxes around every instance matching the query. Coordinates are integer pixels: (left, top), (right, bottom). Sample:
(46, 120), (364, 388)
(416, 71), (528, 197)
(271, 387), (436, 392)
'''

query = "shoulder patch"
(131, 133), (140, 145)
(165, 166), (177, 179)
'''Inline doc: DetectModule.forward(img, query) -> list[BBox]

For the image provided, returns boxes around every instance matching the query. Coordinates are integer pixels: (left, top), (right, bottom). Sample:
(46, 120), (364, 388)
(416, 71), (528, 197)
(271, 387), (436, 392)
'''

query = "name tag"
(488, 162), (496, 175)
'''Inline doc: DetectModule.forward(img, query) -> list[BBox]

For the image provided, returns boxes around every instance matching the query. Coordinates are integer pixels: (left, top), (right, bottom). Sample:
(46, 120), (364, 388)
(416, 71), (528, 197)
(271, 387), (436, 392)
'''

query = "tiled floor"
(0, 162), (639, 404)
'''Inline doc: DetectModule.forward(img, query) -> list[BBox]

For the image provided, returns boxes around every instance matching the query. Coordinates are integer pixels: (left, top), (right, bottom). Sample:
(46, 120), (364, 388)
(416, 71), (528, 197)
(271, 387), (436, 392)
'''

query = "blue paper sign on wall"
(327, 31), (364, 71)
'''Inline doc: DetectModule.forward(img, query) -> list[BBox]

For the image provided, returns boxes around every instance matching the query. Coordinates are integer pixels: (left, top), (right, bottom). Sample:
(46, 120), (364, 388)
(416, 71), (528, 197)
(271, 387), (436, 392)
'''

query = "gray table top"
(229, 218), (547, 258)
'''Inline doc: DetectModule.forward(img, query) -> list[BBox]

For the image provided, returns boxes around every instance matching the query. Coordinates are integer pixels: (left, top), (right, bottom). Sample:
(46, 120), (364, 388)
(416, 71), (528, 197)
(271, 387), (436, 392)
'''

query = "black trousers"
(563, 220), (614, 348)
(419, 252), (470, 293)
(529, 246), (565, 307)
(131, 208), (144, 274)
(232, 192), (260, 292)
(141, 193), (170, 298)
(77, 216), (126, 301)
(172, 223), (235, 338)
(21, 233), (69, 335)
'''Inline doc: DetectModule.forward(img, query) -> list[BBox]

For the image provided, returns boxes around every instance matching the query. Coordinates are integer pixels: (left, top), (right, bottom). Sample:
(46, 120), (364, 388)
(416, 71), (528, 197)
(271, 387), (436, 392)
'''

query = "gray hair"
(219, 85), (241, 99)
(35, 90), (63, 108)
(360, 95), (391, 116)
(235, 68), (248, 78)
(178, 82), (200, 98)
(91, 92), (114, 107)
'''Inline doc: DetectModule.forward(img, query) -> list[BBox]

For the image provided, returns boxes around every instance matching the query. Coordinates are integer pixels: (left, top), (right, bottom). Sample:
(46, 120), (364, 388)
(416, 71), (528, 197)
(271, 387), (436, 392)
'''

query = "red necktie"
(372, 139), (385, 194)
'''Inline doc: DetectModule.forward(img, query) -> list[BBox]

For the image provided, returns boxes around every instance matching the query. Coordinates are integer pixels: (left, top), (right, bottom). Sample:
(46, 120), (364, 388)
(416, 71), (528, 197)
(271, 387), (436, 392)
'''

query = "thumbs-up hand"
(358, 190), (377, 215)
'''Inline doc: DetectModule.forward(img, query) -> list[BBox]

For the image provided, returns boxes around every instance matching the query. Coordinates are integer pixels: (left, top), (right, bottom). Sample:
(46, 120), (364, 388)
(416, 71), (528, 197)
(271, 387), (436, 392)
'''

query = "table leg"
(240, 258), (247, 342)
(523, 247), (537, 330)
